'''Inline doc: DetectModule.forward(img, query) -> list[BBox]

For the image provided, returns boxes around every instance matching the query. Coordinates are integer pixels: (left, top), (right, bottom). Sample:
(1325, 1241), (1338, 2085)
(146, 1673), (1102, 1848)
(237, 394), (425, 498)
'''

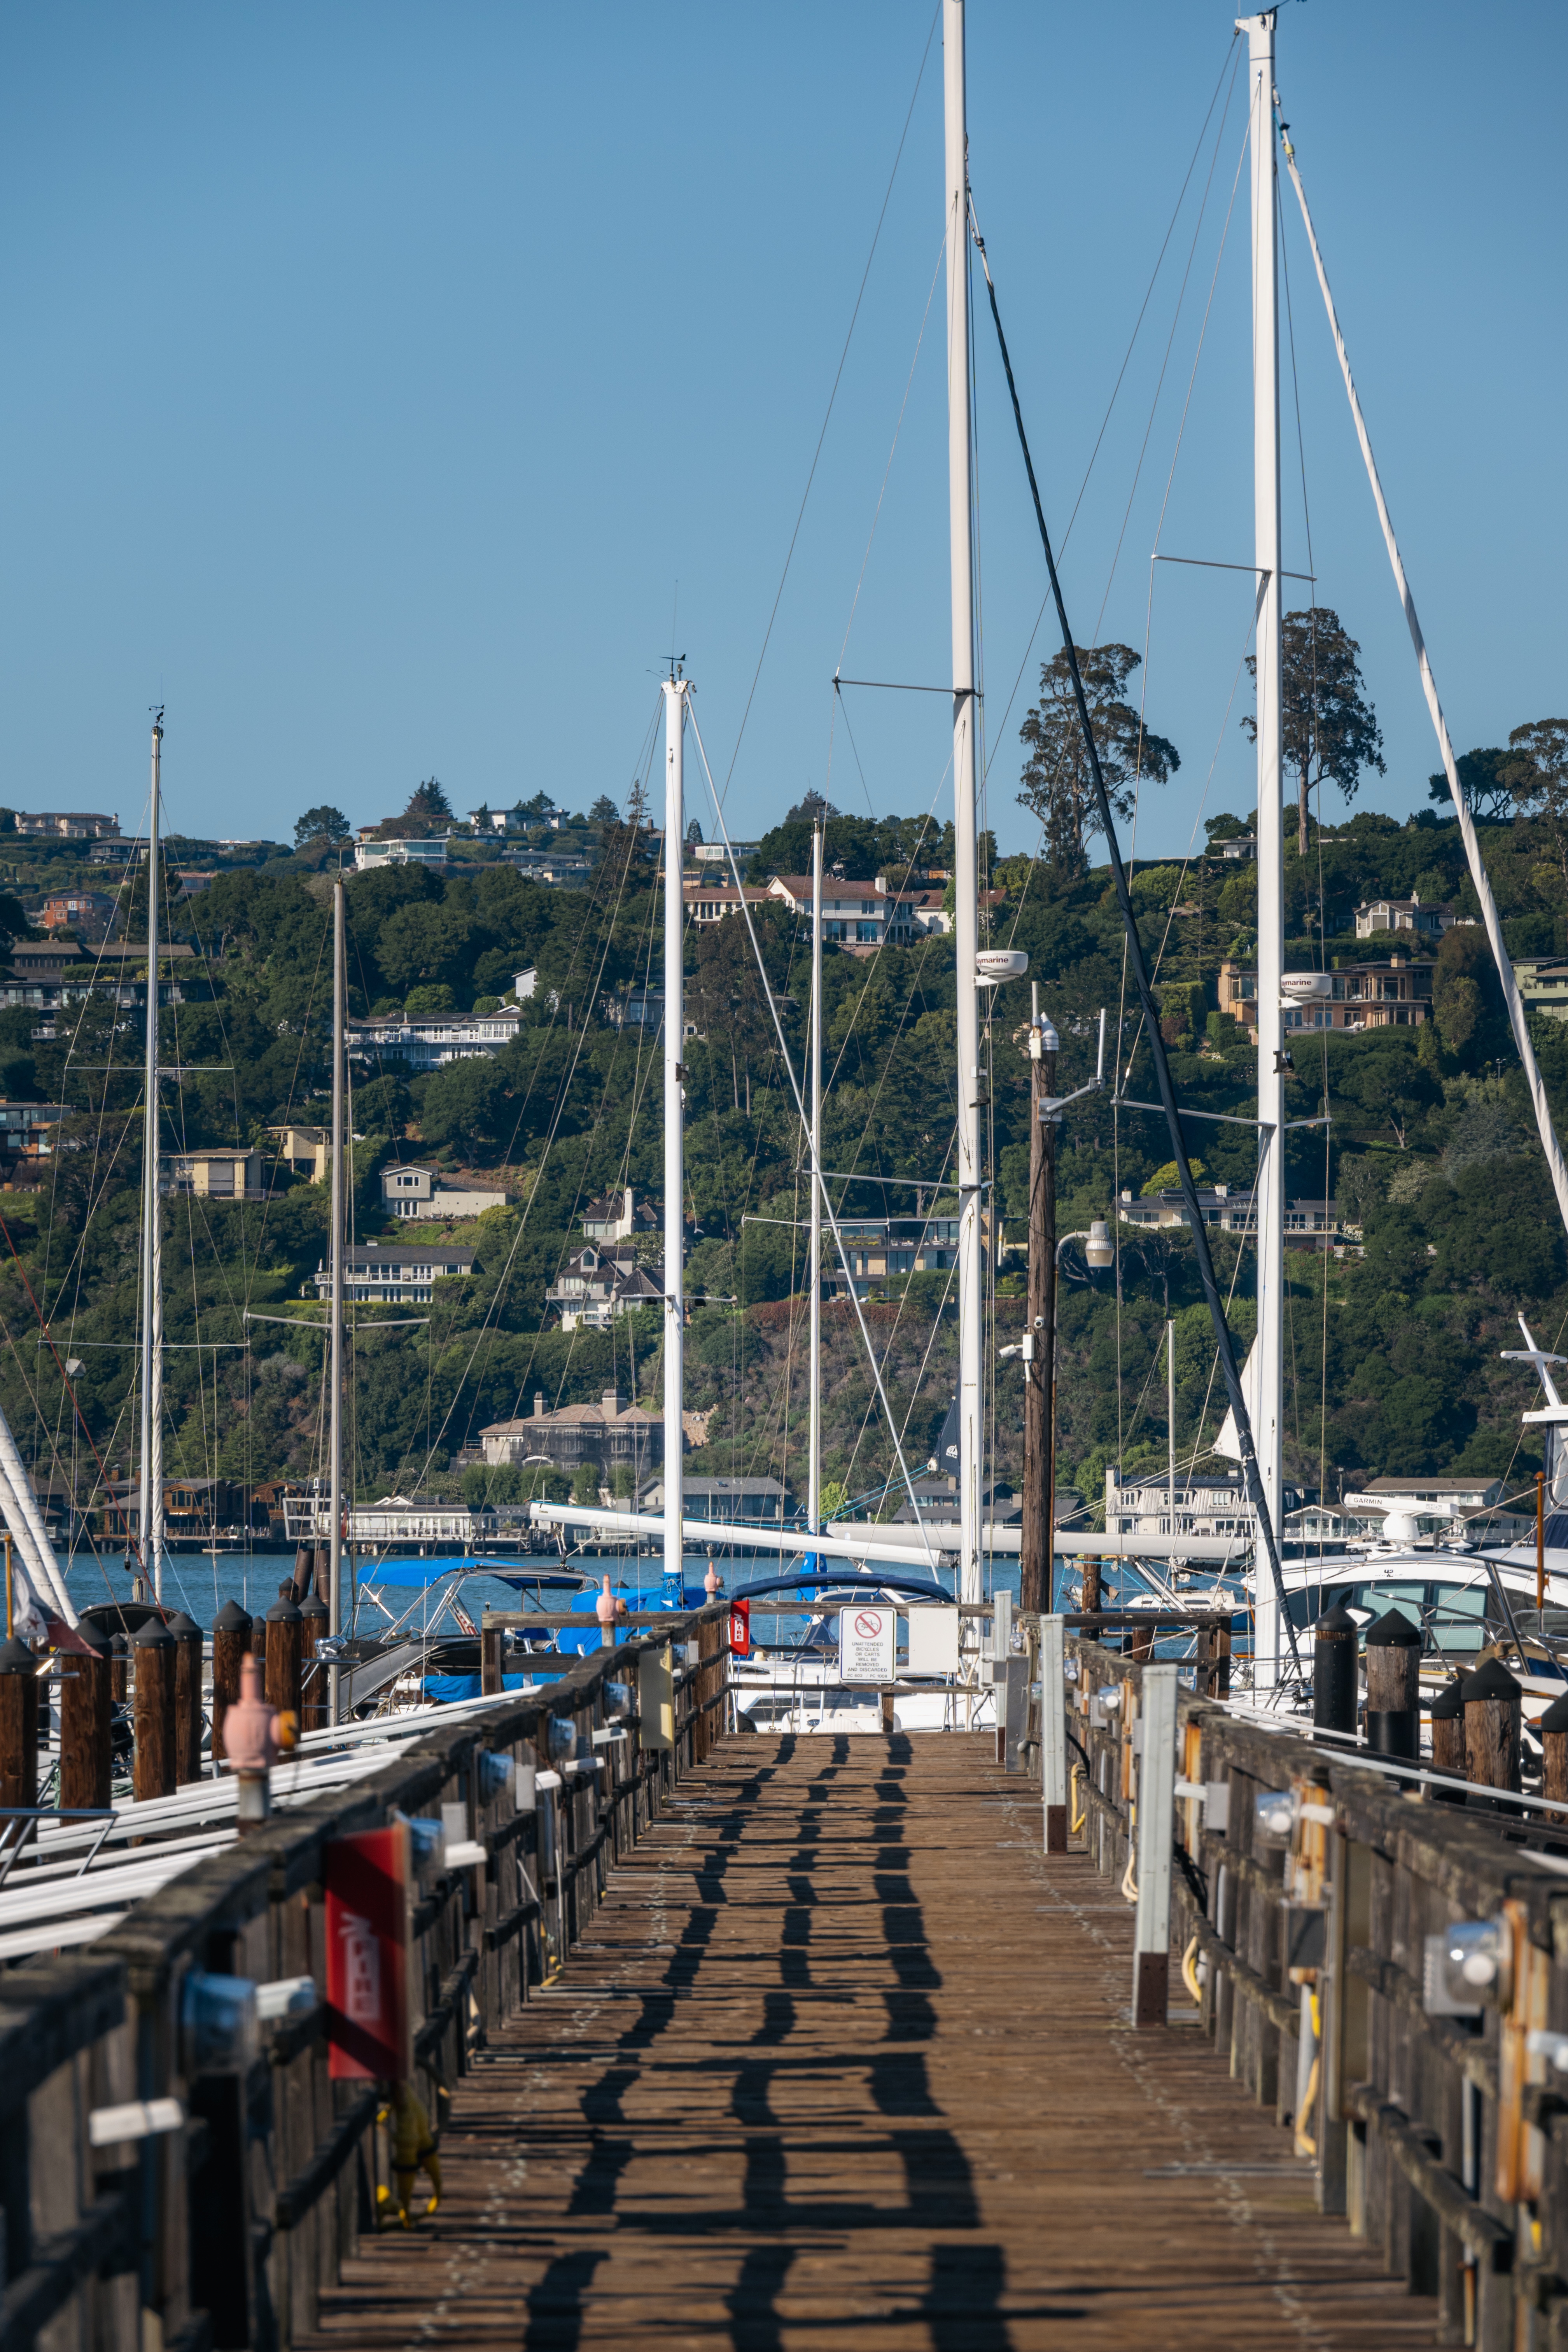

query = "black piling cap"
(73, 1622), (113, 1657)
(164, 1611), (200, 1641)
(1539, 1689), (1568, 1735)
(133, 1615), (175, 1649)
(299, 1594), (329, 1624)
(0, 1637), (35, 1676)
(1428, 1676), (1467, 1721)
(212, 1600), (253, 1635)
(1365, 1608), (1421, 1648)
(1314, 1603), (1359, 1640)
(109, 1631), (129, 1657)
(266, 1594), (302, 1625)
(1461, 1655), (1522, 1704)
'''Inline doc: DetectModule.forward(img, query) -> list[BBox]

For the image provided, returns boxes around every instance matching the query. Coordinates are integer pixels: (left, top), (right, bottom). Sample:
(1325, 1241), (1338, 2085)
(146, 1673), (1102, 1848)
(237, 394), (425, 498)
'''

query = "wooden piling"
(0, 1637), (38, 1810)
(109, 1631), (128, 1703)
(1541, 1688), (1568, 1807)
(1427, 1675), (1467, 1801)
(1364, 1608), (1421, 1760)
(132, 1617), (177, 1802)
(1312, 1603), (1359, 1735)
(264, 1593), (302, 1727)
(1463, 1655), (1522, 1799)
(481, 1625), (503, 1696)
(210, 1600), (252, 1765)
(165, 1611), (203, 1785)
(299, 1592), (329, 1731)
(58, 1625), (112, 1810)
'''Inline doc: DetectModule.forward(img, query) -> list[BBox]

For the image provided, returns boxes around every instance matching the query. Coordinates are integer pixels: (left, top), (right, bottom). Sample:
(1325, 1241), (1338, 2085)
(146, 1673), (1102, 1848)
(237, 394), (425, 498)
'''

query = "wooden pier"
(299, 1734), (1435, 2349)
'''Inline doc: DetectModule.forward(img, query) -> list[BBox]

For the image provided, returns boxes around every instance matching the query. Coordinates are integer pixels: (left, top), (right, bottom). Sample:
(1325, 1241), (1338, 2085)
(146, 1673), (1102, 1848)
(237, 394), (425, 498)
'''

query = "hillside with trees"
(2, 689), (1568, 1537)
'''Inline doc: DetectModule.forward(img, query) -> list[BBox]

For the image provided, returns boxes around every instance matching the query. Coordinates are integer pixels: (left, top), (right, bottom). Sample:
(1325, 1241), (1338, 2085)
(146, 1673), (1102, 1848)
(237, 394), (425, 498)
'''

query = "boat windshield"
(1284, 1577), (1491, 1656)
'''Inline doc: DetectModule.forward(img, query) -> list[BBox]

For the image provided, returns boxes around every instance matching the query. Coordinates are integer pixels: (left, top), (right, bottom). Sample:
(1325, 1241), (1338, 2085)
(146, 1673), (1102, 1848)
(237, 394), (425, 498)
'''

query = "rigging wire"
(971, 214), (1301, 1675)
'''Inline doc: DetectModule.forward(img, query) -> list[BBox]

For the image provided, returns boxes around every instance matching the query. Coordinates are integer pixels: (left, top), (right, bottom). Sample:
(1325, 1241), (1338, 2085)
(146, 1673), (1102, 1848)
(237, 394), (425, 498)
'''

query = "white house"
(308, 1241), (474, 1305)
(345, 1004), (524, 1073)
(354, 838), (450, 872)
(381, 1164), (509, 1221)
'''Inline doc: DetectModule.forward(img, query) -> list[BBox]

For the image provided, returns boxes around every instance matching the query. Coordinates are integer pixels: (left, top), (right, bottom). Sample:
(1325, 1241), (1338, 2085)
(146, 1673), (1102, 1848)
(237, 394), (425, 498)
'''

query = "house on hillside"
(1117, 1183), (1344, 1248)
(480, 1388), (666, 1477)
(582, 1186), (660, 1243)
(381, 1163), (509, 1221)
(1220, 953), (1433, 1031)
(163, 1146), (266, 1201)
(14, 812), (119, 840)
(345, 1004), (523, 1072)
(308, 1241), (474, 1305)
(30, 891), (117, 935)
(1354, 894), (1461, 941)
(763, 874), (953, 949)
(544, 1244), (664, 1331)
(353, 838), (449, 871)
(636, 1474), (789, 1526)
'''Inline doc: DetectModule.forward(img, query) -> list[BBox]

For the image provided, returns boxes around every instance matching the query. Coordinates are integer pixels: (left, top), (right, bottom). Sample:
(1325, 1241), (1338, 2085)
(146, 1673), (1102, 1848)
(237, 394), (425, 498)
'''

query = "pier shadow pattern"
(300, 1734), (1438, 2349)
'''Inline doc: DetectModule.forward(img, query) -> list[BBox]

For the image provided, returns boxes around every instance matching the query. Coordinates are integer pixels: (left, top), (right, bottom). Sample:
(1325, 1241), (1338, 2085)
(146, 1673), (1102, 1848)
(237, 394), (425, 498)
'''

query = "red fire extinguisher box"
(326, 1821), (411, 2080)
(729, 1597), (751, 1660)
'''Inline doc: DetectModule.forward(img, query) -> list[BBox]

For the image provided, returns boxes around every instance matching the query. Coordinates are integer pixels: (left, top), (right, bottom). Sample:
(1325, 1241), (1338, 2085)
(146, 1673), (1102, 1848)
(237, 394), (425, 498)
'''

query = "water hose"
(1181, 1935), (1204, 2006)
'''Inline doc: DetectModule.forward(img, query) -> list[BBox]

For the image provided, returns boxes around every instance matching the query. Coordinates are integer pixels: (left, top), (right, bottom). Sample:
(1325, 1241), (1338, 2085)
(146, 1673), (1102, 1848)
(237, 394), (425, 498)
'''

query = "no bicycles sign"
(838, 1605), (895, 1685)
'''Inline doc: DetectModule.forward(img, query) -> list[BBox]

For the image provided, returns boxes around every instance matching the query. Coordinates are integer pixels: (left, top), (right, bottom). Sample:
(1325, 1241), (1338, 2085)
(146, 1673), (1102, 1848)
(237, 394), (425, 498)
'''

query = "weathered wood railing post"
(166, 1610), (203, 1784)
(59, 1622), (112, 1809)
(1464, 1656), (1522, 1800)
(131, 1616), (176, 1801)
(209, 1599), (251, 1766)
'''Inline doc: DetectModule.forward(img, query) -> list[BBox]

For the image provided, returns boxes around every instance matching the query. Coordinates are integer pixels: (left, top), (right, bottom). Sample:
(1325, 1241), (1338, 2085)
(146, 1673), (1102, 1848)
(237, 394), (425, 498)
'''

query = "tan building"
(480, 1388), (666, 1476)
(1220, 953), (1433, 1032)
(163, 1146), (265, 1200)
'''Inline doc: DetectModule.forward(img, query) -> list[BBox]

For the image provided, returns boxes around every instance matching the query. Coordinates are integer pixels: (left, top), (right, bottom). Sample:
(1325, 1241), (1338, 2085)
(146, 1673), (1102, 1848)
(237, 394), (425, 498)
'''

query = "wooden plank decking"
(303, 1733), (1439, 2349)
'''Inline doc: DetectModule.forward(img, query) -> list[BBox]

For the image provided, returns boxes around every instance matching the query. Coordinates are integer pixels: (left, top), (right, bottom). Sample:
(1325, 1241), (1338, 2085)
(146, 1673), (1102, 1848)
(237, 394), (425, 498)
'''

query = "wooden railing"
(0, 1601), (731, 2351)
(1047, 1628), (1568, 2350)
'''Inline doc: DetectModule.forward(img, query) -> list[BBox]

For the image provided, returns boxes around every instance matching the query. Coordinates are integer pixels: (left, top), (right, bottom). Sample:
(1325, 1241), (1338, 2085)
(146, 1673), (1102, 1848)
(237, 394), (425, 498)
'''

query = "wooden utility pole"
(1020, 996), (1058, 1614)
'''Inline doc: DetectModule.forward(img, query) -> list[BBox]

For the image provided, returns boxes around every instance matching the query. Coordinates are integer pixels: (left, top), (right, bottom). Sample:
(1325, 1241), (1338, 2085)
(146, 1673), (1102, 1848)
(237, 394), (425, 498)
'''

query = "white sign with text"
(838, 1606), (896, 1684)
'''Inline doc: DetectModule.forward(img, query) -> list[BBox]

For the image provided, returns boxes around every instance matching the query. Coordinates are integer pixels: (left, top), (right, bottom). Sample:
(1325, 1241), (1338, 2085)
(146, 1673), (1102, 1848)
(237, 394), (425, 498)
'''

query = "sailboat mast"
(662, 676), (687, 1602)
(808, 822), (823, 1548)
(944, 0), (984, 1610)
(1242, 8), (1285, 1686)
(327, 876), (346, 1720)
(138, 710), (164, 1601)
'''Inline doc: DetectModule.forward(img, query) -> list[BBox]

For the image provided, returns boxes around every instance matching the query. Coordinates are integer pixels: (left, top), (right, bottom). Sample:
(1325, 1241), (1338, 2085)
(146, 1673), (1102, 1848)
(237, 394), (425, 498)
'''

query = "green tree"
(1426, 746), (1513, 823)
(1018, 644), (1179, 879)
(1244, 607), (1385, 859)
(1500, 719), (1568, 888)
(293, 804), (350, 847)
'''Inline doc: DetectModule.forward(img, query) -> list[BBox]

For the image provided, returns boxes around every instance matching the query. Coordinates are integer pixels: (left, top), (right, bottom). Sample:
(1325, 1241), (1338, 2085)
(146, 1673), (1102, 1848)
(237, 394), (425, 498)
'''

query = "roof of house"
(481, 1396), (659, 1434)
(340, 1246), (474, 1267)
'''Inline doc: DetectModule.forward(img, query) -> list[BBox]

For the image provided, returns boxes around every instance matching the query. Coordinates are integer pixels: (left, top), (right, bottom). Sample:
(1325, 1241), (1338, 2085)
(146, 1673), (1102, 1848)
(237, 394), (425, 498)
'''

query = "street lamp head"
(1086, 1218), (1113, 1269)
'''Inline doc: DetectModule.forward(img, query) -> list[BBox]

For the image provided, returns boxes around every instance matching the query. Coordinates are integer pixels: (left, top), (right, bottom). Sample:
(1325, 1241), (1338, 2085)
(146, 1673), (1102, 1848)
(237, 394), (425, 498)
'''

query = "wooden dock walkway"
(302, 1733), (1438, 2350)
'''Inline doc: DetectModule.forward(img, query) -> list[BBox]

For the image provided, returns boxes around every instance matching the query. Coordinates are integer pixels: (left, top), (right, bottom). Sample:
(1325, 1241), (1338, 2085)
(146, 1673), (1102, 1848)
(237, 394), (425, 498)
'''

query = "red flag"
(326, 1823), (411, 2080)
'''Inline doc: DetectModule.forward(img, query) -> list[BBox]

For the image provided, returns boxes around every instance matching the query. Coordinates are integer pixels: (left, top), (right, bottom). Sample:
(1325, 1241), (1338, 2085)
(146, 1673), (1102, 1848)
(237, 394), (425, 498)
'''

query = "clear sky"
(0, 3), (1561, 863)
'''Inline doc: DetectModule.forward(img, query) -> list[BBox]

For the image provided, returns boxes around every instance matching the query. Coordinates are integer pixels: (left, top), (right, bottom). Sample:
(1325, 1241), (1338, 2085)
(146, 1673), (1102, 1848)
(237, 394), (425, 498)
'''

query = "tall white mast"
(1241, 9), (1284, 1687)
(808, 822), (824, 1552)
(944, 0), (984, 1609)
(662, 676), (687, 1602)
(327, 877), (346, 1720)
(138, 711), (165, 1602)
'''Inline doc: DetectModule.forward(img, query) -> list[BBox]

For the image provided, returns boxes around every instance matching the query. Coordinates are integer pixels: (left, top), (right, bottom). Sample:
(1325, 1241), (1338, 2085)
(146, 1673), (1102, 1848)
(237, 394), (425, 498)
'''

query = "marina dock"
(300, 1732), (1436, 2349)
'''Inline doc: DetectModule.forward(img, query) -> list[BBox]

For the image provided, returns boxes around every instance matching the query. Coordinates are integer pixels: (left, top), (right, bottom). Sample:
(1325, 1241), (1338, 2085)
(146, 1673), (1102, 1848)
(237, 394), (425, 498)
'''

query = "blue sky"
(0, 3), (1560, 862)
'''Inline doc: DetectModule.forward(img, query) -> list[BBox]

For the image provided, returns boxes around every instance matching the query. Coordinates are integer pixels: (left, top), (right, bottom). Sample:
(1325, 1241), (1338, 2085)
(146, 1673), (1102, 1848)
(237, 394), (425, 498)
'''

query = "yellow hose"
(1181, 1934), (1203, 2005)
(1121, 1846), (1138, 1902)
(1069, 1764), (1086, 1834)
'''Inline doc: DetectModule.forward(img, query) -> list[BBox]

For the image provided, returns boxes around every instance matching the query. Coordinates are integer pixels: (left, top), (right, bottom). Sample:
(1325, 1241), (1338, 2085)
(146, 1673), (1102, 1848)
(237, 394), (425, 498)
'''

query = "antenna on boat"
(943, 0), (984, 1613)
